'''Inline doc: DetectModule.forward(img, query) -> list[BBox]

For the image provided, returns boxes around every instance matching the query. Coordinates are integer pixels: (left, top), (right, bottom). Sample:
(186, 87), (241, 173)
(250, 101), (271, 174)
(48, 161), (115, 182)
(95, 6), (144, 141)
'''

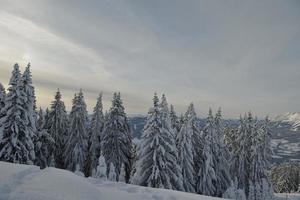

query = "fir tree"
(170, 104), (181, 134)
(64, 90), (88, 173)
(21, 63), (37, 132)
(214, 108), (232, 196)
(89, 93), (104, 176)
(0, 64), (35, 164)
(176, 104), (196, 192)
(47, 89), (69, 169)
(108, 163), (117, 181)
(35, 129), (55, 169)
(196, 108), (217, 196)
(102, 92), (132, 182)
(36, 107), (45, 131)
(0, 82), (5, 114)
(133, 93), (183, 190)
(119, 164), (126, 182)
(95, 155), (107, 179)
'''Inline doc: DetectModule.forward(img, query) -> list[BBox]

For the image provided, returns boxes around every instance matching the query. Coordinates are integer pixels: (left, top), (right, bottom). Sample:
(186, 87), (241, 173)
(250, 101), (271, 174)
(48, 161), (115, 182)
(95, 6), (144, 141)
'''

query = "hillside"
(0, 161), (224, 200)
(129, 116), (300, 164)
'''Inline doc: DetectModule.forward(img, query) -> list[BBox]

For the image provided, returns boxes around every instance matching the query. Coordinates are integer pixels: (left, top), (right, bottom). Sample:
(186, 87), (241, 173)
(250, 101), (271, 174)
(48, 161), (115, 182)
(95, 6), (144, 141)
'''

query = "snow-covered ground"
(275, 193), (300, 200)
(0, 161), (224, 200)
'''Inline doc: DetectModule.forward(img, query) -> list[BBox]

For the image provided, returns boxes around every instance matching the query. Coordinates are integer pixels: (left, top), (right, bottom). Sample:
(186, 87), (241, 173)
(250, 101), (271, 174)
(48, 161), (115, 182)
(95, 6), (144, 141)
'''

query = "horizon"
(1, 0), (300, 118)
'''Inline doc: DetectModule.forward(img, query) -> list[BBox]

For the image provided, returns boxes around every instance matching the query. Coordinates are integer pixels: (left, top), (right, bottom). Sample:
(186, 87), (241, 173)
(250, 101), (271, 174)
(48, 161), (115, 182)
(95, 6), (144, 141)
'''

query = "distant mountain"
(129, 115), (300, 164)
(273, 112), (300, 131)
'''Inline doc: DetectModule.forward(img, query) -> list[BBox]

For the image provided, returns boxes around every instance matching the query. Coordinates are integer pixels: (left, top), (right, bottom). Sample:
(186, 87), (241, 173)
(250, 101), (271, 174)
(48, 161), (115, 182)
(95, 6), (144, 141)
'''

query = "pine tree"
(21, 63), (37, 132)
(89, 93), (104, 177)
(0, 83), (6, 136)
(35, 129), (55, 169)
(0, 82), (5, 114)
(47, 89), (69, 169)
(95, 155), (107, 179)
(230, 114), (250, 192)
(64, 90), (88, 173)
(102, 92), (132, 182)
(196, 108), (217, 196)
(214, 108), (232, 196)
(133, 93), (183, 190)
(108, 163), (117, 181)
(119, 164), (126, 182)
(0, 64), (35, 164)
(170, 104), (181, 134)
(36, 107), (45, 131)
(183, 103), (203, 178)
(176, 104), (196, 192)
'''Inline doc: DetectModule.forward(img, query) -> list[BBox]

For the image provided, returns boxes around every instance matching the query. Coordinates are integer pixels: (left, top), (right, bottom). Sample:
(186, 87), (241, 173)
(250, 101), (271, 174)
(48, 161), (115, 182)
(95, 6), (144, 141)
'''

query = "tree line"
(0, 63), (275, 200)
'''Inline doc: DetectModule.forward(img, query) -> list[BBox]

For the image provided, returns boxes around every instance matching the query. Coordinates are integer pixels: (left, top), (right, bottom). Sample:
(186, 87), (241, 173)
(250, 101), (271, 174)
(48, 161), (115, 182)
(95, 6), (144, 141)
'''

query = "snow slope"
(0, 161), (224, 200)
(274, 112), (300, 131)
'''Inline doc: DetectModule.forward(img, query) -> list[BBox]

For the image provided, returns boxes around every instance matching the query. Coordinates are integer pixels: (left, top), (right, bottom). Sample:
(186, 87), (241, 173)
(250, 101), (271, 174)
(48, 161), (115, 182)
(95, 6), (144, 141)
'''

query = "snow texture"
(0, 161), (225, 200)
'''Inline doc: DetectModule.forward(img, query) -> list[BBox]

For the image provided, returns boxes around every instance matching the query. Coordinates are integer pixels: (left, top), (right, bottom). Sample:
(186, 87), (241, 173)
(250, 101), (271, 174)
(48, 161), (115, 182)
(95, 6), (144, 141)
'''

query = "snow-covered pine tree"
(133, 93), (183, 190)
(170, 104), (181, 134)
(36, 107), (45, 131)
(223, 178), (246, 200)
(21, 63), (37, 133)
(35, 106), (55, 169)
(214, 108), (232, 196)
(176, 104), (196, 192)
(35, 129), (55, 169)
(230, 114), (250, 193)
(47, 89), (69, 169)
(196, 108), (217, 196)
(248, 116), (274, 200)
(102, 92), (132, 182)
(89, 93), (104, 177)
(108, 163), (117, 181)
(95, 155), (107, 179)
(0, 83), (6, 136)
(64, 90), (88, 173)
(183, 103), (203, 179)
(0, 82), (5, 114)
(44, 108), (50, 129)
(0, 64), (35, 164)
(119, 164), (126, 182)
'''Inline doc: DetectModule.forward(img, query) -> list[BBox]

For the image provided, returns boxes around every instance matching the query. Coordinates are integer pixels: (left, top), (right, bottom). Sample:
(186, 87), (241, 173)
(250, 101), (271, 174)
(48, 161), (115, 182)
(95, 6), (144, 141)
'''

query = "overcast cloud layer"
(0, 0), (299, 118)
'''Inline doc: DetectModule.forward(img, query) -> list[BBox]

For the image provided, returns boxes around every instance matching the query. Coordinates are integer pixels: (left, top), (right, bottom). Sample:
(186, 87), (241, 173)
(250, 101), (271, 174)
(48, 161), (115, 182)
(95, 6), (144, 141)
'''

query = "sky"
(0, 0), (299, 118)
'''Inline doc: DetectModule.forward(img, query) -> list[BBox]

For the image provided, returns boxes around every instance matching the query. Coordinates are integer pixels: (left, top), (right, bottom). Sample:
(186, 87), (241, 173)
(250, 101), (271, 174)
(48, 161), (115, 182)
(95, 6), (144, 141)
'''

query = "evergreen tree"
(109, 163), (117, 181)
(0, 83), (6, 135)
(230, 114), (250, 192)
(35, 129), (55, 169)
(64, 90), (88, 173)
(214, 108), (232, 196)
(95, 155), (107, 179)
(47, 89), (69, 169)
(0, 82), (5, 114)
(102, 92), (132, 182)
(0, 64), (35, 164)
(89, 93), (104, 176)
(176, 104), (196, 192)
(170, 104), (181, 134)
(119, 164), (126, 182)
(21, 63), (37, 133)
(133, 93), (183, 190)
(36, 107), (45, 131)
(183, 103), (203, 178)
(196, 108), (217, 196)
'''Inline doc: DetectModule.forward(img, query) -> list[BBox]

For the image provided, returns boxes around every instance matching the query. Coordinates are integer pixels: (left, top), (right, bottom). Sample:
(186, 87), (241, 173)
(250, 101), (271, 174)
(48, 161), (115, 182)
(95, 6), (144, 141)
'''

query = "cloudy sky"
(0, 0), (299, 118)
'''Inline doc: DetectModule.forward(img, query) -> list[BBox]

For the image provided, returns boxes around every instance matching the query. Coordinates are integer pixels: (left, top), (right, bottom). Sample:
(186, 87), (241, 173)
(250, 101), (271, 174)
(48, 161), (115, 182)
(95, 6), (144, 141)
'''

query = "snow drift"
(0, 161), (224, 200)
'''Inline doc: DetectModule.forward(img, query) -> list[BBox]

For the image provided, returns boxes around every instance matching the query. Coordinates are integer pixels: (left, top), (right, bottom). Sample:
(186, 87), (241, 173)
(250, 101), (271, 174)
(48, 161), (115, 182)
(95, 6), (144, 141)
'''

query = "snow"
(0, 161), (225, 200)
(275, 193), (300, 200)
(274, 112), (300, 131)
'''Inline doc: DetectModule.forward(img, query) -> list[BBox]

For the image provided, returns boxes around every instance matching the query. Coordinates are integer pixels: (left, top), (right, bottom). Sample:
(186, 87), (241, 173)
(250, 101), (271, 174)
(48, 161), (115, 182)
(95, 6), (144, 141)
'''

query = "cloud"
(0, 0), (299, 118)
